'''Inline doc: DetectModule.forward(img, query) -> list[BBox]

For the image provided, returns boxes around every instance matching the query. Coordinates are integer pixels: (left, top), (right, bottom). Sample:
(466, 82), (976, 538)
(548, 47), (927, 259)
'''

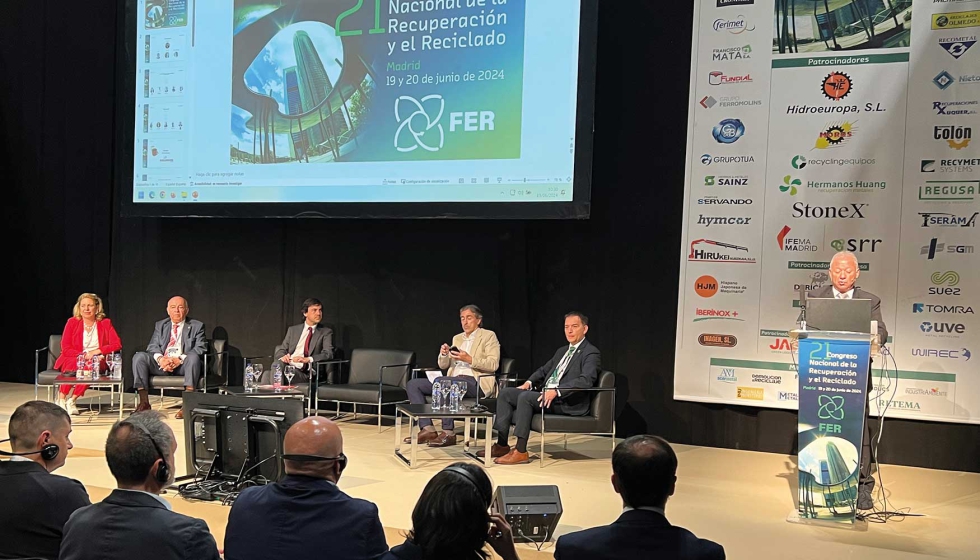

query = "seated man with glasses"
(224, 417), (388, 560)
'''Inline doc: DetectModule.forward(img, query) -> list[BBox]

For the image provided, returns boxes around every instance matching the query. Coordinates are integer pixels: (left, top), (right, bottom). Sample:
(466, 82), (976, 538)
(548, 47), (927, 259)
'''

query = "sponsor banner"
(678, 1), (980, 426)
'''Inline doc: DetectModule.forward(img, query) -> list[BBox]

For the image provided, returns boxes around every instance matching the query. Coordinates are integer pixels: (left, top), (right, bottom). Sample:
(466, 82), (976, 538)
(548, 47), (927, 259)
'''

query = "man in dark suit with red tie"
(272, 298), (334, 384)
(488, 311), (601, 465)
(555, 436), (725, 560)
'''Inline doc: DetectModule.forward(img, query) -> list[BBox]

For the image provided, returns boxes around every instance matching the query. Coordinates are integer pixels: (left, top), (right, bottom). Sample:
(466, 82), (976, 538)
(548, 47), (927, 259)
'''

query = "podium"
(789, 329), (874, 526)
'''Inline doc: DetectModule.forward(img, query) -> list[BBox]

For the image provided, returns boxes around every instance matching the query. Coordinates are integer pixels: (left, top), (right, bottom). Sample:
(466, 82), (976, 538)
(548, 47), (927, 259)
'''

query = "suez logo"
(688, 238), (756, 263)
(712, 118), (745, 143)
(694, 275), (748, 297)
(918, 180), (979, 201)
(712, 15), (755, 34)
(699, 95), (762, 108)
(934, 125), (973, 150)
(939, 36), (976, 59)
(912, 302), (975, 315)
(920, 321), (967, 335)
(929, 270), (962, 296)
(932, 11), (980, 30)
(704, 174), (750, 187)
(393, 95), (494, 153)
(933, 100), (979, 116)
(784, 72), (887, 115)
(700, 153), (756, 165)
(932, 125), (973, 150)
(918, 211), (978, 227)
(921, 158), (978, 173)
(912, 348), (972, 361)
(920, 238), (975, 259)
(698, 334), (738, 348)
(708, 71), (752, 85)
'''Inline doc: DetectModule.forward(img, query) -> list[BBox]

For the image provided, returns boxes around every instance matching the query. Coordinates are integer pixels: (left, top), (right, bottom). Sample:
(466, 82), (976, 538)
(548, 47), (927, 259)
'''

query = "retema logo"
(912, 348), (972, 361)
(934, 125), (973, 150)
(929, 270), (962, 296)
(912, 303), (975, 315)
(920, 321), (966, 335)
(394, 95), (495, 153)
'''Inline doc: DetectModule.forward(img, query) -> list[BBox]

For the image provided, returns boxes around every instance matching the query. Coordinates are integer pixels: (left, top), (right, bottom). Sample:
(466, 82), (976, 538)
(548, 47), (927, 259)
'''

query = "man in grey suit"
(60, 411), (220, 560)
(132, 296), (207, 418)
(490, 312), (601, 465)
(272, 298), (334, 384)
(807, 251), (888, 511)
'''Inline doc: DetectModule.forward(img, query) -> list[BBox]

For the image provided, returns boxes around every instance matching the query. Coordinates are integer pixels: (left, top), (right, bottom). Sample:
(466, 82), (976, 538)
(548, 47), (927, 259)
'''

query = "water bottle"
(76, 354), (85, 376)
(431, 381), (442, 410)
(91, 355), (101, 378)
(450, 383), (461, 412)
(112, 356), (122, 380)
(273, 365), (283, 392)
(244, 364), (254, 392)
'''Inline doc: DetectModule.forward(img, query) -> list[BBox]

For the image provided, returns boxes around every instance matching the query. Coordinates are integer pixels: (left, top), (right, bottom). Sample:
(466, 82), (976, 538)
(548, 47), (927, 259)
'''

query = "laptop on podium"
(805, 297), (873, 334)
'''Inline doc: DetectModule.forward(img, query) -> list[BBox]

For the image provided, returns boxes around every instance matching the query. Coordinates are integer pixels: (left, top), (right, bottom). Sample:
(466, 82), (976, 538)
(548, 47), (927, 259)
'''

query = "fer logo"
(394, 95), (496, 153)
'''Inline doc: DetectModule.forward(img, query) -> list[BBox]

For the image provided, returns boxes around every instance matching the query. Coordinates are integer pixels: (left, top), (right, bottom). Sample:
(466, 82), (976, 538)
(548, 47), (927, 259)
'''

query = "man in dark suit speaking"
(132, 296), (207, 418)
(555, 436), (725, 560)
(808, 250), (887, 510)
(224, 416), (387, 560)
(272, 298), (334, 384)
(488, 311), (601, 465)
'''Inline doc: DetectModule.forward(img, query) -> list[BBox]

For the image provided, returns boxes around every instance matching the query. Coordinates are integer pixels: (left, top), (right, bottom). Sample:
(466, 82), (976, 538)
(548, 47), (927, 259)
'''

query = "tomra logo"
(395, 95), (495, 152)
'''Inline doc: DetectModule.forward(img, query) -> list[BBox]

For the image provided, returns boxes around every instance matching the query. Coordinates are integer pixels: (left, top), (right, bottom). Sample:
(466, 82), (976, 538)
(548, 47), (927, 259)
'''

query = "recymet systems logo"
(395, 95), (445, 153)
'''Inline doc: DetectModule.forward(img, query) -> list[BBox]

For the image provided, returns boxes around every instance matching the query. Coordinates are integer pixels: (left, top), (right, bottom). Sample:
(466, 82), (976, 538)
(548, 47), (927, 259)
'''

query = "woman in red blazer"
(53, 293), (122, 415)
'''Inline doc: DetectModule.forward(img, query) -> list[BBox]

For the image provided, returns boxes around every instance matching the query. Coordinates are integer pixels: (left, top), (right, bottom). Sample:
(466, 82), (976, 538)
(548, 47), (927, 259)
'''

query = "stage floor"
(2, 383), (978, 559)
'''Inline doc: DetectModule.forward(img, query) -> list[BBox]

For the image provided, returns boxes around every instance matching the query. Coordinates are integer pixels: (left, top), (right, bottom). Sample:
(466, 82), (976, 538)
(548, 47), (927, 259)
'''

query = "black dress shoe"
(427, 433), (457, 447)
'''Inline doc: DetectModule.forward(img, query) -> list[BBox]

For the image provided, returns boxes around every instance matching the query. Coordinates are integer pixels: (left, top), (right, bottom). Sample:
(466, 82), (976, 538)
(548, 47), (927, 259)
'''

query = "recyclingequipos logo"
(394, 95), (445, 153)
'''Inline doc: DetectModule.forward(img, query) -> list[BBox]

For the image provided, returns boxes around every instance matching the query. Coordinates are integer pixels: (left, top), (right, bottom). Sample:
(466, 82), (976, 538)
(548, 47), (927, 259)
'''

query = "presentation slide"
(131, 0), (585, 205)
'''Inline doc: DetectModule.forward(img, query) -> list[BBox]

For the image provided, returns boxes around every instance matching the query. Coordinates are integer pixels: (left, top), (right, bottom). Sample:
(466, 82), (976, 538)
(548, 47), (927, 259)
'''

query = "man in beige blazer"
(405, 304), (501, 447)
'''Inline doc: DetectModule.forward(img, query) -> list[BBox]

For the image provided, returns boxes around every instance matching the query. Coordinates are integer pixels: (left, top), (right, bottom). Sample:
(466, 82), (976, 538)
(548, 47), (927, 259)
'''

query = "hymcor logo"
(394, 95), (445, 153)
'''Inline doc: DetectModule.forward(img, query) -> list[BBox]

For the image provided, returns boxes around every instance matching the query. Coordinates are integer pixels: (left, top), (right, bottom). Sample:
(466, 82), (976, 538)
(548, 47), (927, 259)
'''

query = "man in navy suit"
(224, 416), (388, 560)
(555, 435), (725, 560)
(132, 296), (207, 418)
(489, 312), (601, 465)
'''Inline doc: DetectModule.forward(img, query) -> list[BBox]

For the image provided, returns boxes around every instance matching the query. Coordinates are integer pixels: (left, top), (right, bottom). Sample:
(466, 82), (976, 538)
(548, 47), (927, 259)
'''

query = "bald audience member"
(224, 417), (388, 560)
(0, 401), (90, 560)
(555, 436), (725, 560)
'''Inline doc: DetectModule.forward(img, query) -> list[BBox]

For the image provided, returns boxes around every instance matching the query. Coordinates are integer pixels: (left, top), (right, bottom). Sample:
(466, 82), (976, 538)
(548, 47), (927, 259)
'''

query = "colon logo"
(934, 125), (972, 150)
(814, 121), (855, 149)
(939, 37), (975, 59)
(695, 275), (719, 297)
(821, 72), (853, 100)
(395, 95), (445, 152)
(780, 175), (801, 195)
(713, 118), (745, 143)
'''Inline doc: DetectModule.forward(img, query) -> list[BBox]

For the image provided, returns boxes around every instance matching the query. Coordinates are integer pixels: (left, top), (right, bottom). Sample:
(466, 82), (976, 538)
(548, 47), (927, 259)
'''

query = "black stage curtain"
(2, 1), (976, 473)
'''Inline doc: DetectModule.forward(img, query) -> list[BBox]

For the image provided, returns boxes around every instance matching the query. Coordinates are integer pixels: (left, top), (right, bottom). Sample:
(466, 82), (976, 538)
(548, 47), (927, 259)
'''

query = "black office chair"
(147, 339), (228, 407)
(530, 370), (617, 468)
(34, 334), (64, 401)
(314, 348), (415, 432)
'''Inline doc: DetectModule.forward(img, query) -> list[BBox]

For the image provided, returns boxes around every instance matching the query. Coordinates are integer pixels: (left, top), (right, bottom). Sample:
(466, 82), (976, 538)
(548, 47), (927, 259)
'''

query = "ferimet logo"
(713, 15), (756, 34)
(814, 121), (855, 149)
(934, 125), (972, 149)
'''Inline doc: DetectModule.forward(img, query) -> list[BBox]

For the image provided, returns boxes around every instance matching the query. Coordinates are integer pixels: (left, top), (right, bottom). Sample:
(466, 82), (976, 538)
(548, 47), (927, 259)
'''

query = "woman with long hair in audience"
(53, 293), (122, 415)
(383, 462), (519, 560)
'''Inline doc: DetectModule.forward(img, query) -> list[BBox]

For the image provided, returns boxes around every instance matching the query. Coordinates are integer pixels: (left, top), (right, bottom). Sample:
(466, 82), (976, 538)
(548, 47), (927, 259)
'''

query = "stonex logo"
(934, 125), (973, 149)
(919, 212), (978, 227)
(689, 239), (756, 263)
(792, 202), (867, 219)
(777, 226), (818, 252)
(912, 303), (975, 314)
(693, 308), (743, 322)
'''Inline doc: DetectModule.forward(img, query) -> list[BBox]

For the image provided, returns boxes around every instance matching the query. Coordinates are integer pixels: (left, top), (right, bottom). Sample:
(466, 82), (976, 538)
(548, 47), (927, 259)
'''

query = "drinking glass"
(284, 365), (295, 388)
(440, 382), (452, 411)
(106, 352), (116, 372)
(253, 363), (264, 387)
(245, 363), (254, 392)
(273, 367), (283, 392)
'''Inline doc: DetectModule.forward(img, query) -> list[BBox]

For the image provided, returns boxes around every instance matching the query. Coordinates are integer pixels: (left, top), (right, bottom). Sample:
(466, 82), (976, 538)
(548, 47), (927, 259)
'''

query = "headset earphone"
(281, 452), (348, 472)
(0, 437), (60, 462)
(443, 465), (492, 509)
(120, 421), (170, 485)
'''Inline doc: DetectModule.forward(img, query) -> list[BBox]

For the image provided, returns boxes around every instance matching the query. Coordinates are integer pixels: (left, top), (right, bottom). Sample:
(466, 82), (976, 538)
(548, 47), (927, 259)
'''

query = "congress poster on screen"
(675, 0), (979, 425)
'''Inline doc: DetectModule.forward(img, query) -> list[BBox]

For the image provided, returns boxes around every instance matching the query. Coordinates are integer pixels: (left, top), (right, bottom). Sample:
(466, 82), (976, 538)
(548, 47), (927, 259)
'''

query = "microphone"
(798, 286), (808, 329)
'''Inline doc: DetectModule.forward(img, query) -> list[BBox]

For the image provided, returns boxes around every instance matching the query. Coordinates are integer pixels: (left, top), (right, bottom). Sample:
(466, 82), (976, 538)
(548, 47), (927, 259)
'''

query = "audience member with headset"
(224, 416), (388, 560)
(555, 435), (725, 560)
(0, 401), (90, 560)
(60, 411), (220, 560)
(383, 462), (519, 560)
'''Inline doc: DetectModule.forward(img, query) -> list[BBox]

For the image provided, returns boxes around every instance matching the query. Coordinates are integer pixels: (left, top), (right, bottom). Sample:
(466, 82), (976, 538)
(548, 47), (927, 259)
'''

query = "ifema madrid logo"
(394, 95), (445, 153)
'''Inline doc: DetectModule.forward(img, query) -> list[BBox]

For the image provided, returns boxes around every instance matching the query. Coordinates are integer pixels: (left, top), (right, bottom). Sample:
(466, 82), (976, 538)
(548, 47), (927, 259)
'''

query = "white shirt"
(115, 488), (172, 510)
(154, 321), (186, 362)
(291, 323), (317, 365)
(82, 323), (99, 353)
(546, 339), (585, 389)
(6, 455), (34, 463)
(833, 287), (855, 299)
(623, 506), (666, 516)
(451, 329), (479, 377)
